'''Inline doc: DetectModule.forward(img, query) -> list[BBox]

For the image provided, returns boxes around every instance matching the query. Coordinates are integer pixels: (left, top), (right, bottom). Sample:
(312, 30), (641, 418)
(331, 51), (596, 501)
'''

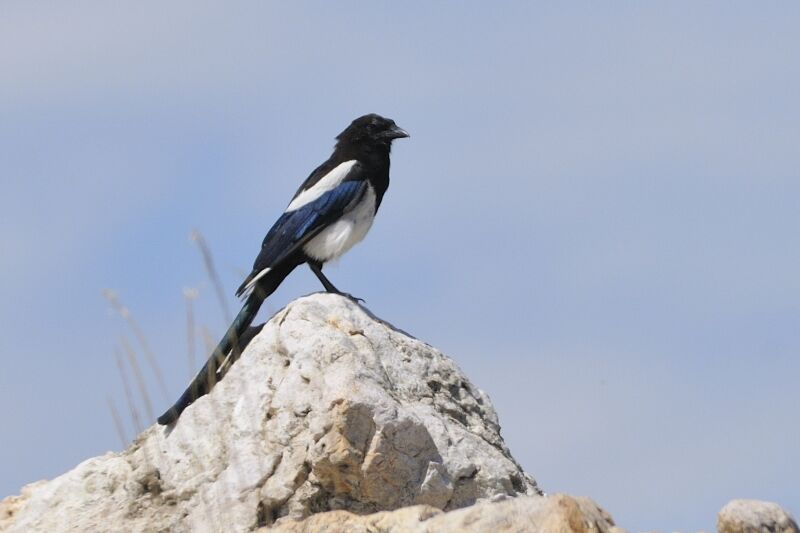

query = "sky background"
(1, 3), (798, 531)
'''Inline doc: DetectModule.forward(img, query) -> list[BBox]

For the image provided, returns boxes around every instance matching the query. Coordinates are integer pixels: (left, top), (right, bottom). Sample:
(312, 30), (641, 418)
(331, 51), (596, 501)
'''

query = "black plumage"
(157, 114), (408, 425)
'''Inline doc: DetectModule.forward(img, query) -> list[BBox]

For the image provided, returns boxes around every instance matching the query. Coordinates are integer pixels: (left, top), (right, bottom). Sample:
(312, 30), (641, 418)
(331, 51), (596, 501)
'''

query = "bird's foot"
(329, 290), (365, 304)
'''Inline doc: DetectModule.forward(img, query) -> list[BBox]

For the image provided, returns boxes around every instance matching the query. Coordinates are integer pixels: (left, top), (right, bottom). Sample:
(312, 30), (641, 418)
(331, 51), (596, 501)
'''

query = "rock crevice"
(1, 294), (540, 533)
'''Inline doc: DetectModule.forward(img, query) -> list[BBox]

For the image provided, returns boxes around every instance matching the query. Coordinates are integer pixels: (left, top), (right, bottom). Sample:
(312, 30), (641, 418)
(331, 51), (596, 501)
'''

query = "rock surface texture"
(718, 499), (798, 533)
(1, 294), (541, 533)
(265, 493), (620, 533)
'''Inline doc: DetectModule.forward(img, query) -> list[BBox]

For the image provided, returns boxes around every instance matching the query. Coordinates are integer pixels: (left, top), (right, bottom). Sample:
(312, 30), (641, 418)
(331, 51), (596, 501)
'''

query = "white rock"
(1, 294), (539, 533)
(718, 499), (798, 533)
(266, 493), (620, 533)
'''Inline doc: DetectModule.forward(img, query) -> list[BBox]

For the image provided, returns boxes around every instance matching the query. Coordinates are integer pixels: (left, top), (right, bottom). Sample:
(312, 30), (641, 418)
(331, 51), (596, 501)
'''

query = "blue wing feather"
(235, 180), (366, 296)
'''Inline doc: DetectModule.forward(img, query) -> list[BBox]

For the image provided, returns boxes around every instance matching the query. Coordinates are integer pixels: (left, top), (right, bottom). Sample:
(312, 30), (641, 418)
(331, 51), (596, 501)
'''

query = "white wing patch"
(286, 160), (359, 212)
(239, 267), (271, 297)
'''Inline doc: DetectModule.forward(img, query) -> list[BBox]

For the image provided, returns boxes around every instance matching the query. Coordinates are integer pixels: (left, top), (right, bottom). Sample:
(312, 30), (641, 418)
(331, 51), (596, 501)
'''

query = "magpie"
(157, 114), (408, 425)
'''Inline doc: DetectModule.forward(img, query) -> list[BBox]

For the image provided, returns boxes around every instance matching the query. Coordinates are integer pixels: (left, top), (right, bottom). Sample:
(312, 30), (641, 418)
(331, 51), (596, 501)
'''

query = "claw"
(335, 291), (364, 304)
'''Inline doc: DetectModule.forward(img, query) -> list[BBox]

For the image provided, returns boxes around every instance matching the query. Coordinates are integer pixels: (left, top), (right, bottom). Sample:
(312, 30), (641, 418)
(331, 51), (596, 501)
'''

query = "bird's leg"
(307, 261), (364, 303)
(307, 260), (338, 292)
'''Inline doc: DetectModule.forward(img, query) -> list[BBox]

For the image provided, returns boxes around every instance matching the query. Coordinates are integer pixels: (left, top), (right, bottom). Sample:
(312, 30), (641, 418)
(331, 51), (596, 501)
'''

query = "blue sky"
(1, 3), (798, 530)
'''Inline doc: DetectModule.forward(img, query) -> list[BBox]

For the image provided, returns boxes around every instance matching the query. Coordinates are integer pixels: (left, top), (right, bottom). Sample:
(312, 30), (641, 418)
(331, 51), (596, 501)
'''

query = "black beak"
(384, 125), (410, 140)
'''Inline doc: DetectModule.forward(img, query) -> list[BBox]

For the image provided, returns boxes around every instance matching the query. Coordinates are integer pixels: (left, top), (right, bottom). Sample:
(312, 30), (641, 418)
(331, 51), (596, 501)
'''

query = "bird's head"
(336, 114), (409, 150)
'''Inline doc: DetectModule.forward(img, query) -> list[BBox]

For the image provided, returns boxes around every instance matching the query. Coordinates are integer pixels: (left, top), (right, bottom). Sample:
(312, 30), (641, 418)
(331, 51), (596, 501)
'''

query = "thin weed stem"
(184, 288), (199, 379)
(115, 347), (143, 434)
(191, 230), (232, 325)
(106, 396), (128, 448)
(103, 289), (170, 403)
(120, 335), (155, 422)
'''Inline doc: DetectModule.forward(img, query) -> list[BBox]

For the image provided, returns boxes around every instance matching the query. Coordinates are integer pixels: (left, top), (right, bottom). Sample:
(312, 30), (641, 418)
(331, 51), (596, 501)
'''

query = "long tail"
(157, 263), (297, 425)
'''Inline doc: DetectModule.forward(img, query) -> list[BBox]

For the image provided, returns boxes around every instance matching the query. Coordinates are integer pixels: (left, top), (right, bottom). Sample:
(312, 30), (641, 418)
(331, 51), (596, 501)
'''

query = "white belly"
(303, 186), (376, 262)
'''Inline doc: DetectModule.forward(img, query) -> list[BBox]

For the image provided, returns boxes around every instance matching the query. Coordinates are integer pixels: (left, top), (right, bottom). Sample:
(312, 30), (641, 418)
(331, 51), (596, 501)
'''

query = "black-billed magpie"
(157, 114), (408, 425)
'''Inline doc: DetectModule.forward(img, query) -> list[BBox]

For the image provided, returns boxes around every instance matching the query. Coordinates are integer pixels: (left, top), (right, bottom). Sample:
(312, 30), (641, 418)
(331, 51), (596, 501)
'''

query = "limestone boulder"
(1, 294), (538, 533)
(718, 499), (798, 533)
(266, 493), (620, 533)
